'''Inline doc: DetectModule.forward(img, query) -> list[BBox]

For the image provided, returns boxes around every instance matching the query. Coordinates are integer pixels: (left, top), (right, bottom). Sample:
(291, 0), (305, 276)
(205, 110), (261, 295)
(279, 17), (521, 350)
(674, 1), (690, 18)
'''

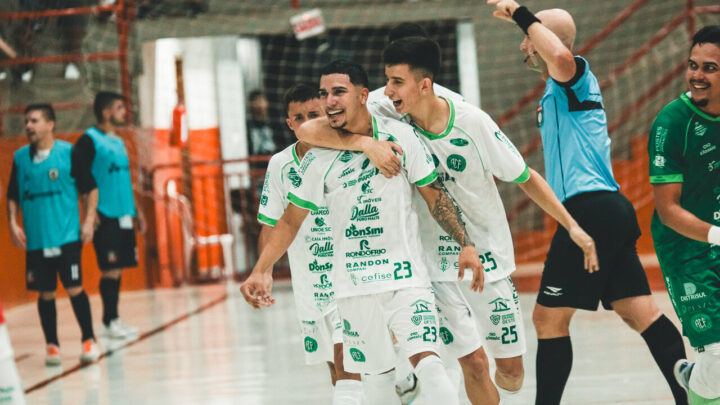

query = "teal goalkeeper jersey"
(648, 92), (720, 275)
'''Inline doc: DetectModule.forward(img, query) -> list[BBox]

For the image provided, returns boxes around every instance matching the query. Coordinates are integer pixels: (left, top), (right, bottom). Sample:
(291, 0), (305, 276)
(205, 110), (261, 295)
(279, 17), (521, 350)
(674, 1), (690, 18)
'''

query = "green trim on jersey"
(323, 151), (344, 184)
(288, 192), (319, 212)
(681, 93), (720, 122)
(372, 116), (379, 140)
(411, 97), (456, 140)
(649, 173), (684, 184)
(280, 160), (294, 183)
(415, 169), (438, 187)
(291, 142), (301, 165)
(512, 165), (530, 183)
(455, 126), (487, 172)
(257, 213), (278, 226)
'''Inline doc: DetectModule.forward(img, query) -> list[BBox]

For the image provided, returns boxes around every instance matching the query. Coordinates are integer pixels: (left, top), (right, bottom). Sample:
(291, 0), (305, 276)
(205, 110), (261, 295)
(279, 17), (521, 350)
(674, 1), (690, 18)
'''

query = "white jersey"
(288, 115), (437, 299)
(413, 98), (529, 282)
(258, 143), (336, 320)
(368, 83), (465, 122)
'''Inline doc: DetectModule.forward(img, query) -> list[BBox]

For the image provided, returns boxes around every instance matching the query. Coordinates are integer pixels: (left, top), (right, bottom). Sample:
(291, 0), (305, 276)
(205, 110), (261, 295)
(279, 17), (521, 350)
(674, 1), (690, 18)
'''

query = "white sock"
(364, 370), (400, 405)
(414, 355), (459, 405)
(497, 385), (521, 405)
(333, 379), (363, 405)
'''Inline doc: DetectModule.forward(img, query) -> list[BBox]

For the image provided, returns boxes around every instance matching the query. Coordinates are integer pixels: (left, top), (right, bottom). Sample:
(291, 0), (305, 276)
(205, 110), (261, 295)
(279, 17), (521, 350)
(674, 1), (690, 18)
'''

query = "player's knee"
(495, 357), (525, 389)
(102, 269), (122, 279)
(39, 291), (56, 300)
(66, 286), (84, 297)
(459, 348), (491, 381)
(532, 308), (570, 337)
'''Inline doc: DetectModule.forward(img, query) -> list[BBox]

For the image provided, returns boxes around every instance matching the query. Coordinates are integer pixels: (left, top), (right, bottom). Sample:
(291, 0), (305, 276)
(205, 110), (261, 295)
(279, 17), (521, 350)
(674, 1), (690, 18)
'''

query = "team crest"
(361, 158), (370, 170)
(48, 168), (59, 181)
(695, 122), (707, 137)
(27, 271), (35, 283)
(108, 251), (118, 263)
(411, 315), (423, 325)
(288, 168), (302, 188)
(339, 151), (353, 163)
(314, 217), (326, 227)
(446, 154), (467, 172)
(490, 314), (501, 325)
(536, 106), (544, 128)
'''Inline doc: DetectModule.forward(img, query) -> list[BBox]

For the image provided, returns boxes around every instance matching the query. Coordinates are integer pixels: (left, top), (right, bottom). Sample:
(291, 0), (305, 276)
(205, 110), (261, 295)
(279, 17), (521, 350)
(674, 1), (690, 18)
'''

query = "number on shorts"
(501, 325), (518, 344)
(393, 261), (412, 280)
(423, 326), (437, 342)
(479, 252), (497, 271)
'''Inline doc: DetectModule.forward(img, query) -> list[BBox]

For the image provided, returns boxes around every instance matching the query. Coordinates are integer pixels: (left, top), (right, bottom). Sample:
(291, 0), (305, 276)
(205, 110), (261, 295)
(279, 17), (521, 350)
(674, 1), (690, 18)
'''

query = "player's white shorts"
(299, 308), (343, 365)
(471, 276), (526, 359)
(337, 287), (441, 374)
(0, 324), (26, 405)
(690, 342), (720, 399)
(433, 281), (483, 359)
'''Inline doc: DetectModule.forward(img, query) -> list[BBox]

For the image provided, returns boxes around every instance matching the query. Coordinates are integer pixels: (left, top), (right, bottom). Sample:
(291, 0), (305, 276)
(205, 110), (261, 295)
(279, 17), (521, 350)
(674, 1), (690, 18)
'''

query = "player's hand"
(568, 225), (599, 273)
(239, 270), (276, 309)
(487, 0), (521, 22)
(362, 140), (403, 178)
(458, 246), (484, 293)
(81, 220), (95, 244)
(9, 222), (26, 250)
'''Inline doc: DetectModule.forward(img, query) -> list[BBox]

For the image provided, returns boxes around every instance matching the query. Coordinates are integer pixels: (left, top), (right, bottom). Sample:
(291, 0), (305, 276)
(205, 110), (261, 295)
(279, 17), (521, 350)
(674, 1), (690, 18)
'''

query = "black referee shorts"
(26, 241), (83, 292)
(93, 212), (138, 271)
(537, 191), (651, 311)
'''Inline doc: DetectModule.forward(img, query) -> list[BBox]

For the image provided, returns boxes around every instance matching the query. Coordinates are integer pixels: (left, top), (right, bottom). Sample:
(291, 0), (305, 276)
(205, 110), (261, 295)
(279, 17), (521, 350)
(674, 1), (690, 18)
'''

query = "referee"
(73, 91), (144, 339)
(488, 1), (688, 404)
(6, 104), (99, 364)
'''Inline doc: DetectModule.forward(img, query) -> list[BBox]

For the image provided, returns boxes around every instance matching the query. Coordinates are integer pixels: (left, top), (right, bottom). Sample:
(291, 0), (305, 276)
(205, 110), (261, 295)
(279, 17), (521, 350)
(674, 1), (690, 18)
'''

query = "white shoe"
(103, 319), (136, 339)
(80, 339), (100, 364)
(45, 344), (61, 366)
(395, 372), (419, 405)
(115, 319), (139, 336)
(673, 359), (694, 393)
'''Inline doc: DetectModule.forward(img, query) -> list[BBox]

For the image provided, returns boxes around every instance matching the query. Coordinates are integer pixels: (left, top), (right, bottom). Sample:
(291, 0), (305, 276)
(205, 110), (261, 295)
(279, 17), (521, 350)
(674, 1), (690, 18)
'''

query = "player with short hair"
(6, 104), (100, 365)
(649, 25), (720, 404)
(73, 91), (143, 340)
(488, 1), (689, 404)
(243, 59), (485, 404)
(241, 82), (363, 404)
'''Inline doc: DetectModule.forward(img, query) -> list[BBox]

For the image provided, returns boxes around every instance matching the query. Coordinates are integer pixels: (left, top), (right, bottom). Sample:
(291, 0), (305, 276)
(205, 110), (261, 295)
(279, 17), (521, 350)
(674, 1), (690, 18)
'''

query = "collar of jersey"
(291, 142), (301, 165)
(681, 92), (720, 122)
(371, 115), (380, 140)
(410, 96), (455, 140)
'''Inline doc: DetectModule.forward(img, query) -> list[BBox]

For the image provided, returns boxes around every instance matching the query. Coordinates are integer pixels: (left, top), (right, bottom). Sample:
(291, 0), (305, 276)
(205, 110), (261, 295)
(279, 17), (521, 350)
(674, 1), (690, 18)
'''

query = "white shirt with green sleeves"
(288, 115), (438, 299)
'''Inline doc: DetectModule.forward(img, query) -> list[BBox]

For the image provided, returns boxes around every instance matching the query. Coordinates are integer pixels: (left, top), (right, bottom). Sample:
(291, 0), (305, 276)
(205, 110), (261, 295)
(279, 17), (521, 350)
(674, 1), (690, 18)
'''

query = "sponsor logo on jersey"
(489, 297), (511, 312)
(486, 332), (501, 341)
(108, 162), (130, 174)
(536, 106), (543, 128)
(361, 181), (373, 195)
(339, 167), (356, 178)
(691, 313), (712, 332)
(654, 126), (668, 153)
(345, 239), (386, 258)
(490, 315), (501, 325)
(700, 143), (716, 157)
(543, 286), (563, 296)
(411, 299), (433, 314)
(299, 153), (316, 173)
(339, 151), (353, 163)
(308, 259), (332, 273)
(695, 122), (707, 137)
(446, 154), (467, 172)
(48, 168), (59, 181)
(346, 258), (389, 271)
(288, 167), (302, 188)
(313, 273), (333, 290)
(350, 204), (379, 221)
(360, 272), (393, 283)
(22, 189), (61, 201)
(502, 313), (515, 324)
(343, 319), (359, 337)
(309, 241), (333, 257)
(681, 282), (708, 302)
(315, 217), (326, 227)
(345, 224), (384, 239)
(349, 348), (366, 362)
(260, 195), (268, 206)
(304, 336), (318, 353)
(361, 158), (370, 170)
(438, 245), (461, 256)
(654, 155), (666, 168)
(449, 138), (469, 147)
(494, 130), (522, 158)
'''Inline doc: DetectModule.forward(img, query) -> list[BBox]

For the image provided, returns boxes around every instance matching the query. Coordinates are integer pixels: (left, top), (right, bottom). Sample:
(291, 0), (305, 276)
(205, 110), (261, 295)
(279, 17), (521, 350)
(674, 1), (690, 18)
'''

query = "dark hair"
(692, 25), (720, 50)
(248, 89), (265, 102)
(93, 91), (124, 123)
(320, 59), (369, 89)
(383, 37), (441, 81)
(24, 103), (55, 122)
(388, 23), (428, 42)
(283, 82), (319, 114)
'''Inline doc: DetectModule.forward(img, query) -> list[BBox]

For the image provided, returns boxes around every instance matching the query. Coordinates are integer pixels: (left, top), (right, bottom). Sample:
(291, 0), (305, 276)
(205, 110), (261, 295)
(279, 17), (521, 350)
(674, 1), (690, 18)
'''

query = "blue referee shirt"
(538, 56), (619, 202)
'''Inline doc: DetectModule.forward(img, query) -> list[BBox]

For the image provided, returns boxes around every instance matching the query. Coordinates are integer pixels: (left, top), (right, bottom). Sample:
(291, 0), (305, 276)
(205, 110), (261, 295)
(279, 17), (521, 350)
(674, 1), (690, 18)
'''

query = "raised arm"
(239, 203), (309, 308)
(416, 180), (484, 292)
(296, 117), (403, 178)
(654, 183), (713, 243)
(488, 0), (576, 82)
(517, 168), (599, 272)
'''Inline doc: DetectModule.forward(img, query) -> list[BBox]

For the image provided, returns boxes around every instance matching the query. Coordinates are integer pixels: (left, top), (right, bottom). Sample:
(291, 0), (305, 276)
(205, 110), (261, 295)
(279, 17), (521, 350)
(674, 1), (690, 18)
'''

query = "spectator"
(247, 90), (277, 156)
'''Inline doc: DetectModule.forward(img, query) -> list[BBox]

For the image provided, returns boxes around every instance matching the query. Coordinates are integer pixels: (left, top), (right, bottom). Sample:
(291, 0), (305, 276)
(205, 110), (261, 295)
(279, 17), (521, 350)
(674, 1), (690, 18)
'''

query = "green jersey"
(648, 92), (720, 275)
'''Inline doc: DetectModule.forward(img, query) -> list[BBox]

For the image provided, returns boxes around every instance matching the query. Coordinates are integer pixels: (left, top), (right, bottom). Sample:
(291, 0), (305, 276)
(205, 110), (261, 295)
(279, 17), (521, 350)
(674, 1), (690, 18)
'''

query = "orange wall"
(0, 132), (148, 309)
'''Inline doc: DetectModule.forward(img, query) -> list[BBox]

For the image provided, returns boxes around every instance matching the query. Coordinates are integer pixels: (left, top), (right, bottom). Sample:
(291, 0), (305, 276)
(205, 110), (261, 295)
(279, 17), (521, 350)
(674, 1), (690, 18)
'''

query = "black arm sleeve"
(71, 134), (97, 194)
(6, 161), (19, 202)
(553, 56), (586, 88)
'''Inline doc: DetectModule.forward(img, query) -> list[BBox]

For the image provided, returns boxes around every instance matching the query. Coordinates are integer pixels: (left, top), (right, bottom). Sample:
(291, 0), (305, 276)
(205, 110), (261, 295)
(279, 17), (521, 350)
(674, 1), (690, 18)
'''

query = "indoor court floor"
(5, 281), (692, 404)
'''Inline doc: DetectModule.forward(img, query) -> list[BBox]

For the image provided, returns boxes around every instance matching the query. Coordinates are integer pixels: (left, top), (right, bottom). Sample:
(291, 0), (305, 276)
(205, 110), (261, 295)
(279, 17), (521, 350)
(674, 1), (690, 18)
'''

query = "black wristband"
(512, 6), (540, 35)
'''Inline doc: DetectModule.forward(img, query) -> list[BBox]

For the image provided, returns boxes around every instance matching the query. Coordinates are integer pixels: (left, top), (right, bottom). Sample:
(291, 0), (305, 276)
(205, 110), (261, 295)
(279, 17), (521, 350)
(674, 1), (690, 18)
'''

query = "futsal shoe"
(103, 318), (137, 339)
(80, 340), (100, 364)
(395, 372), (420, 405)
(45, 344), (61, 366)
(673, 359), (694, 393)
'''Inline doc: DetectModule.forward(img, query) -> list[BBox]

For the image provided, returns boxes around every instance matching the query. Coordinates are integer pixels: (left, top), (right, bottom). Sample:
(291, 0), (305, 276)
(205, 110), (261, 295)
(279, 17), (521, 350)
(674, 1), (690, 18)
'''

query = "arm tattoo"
(427, 181), (474, 247)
